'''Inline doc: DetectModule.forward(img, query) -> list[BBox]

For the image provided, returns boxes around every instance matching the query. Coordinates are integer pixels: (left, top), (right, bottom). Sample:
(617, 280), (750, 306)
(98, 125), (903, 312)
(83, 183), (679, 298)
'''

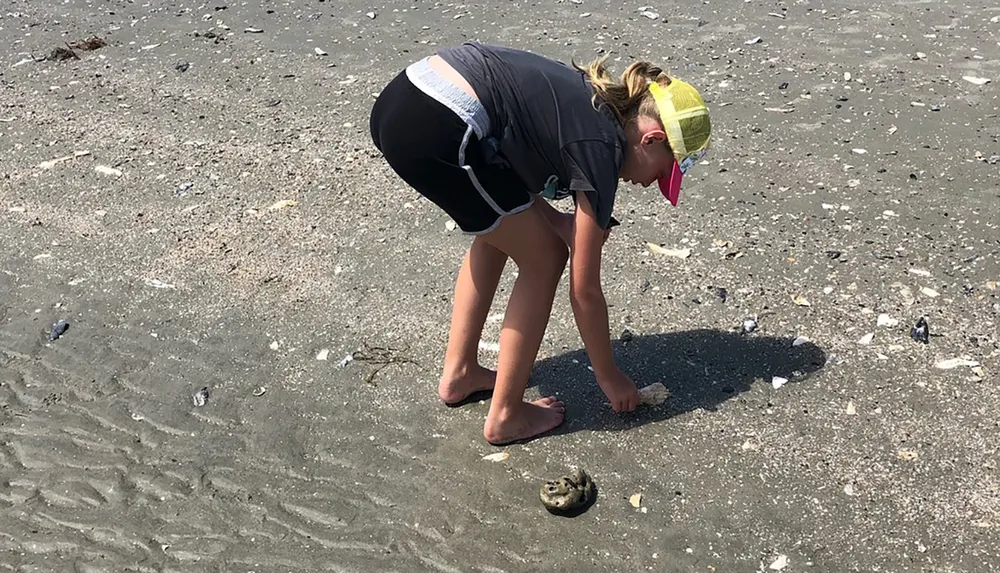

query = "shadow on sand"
(530, 328), (828, 436)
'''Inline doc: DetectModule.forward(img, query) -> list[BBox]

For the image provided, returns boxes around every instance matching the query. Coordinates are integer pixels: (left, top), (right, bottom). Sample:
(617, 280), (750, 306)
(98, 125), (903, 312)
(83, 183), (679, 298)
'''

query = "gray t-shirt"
(438, 42), (626, 230)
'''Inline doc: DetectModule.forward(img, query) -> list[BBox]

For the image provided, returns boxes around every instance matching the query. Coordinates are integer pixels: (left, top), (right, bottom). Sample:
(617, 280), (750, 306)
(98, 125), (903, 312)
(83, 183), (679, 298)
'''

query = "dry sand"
(1, 0), (999, 571)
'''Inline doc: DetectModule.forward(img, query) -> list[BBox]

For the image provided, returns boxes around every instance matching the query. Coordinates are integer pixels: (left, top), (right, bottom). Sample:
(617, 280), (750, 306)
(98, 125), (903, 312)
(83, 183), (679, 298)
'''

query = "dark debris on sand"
(68, 36), (108, 51)
(44, 36), (108, 62)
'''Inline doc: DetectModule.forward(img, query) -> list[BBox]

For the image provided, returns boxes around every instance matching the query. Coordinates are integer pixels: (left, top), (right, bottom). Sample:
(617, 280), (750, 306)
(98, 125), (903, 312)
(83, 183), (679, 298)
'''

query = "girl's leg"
(478, 203), (569, 445)
(438, 236), (508, 404)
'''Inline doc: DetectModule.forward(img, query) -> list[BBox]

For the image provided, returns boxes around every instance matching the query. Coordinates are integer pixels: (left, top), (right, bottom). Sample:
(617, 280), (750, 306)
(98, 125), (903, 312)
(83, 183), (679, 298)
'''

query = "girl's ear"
(641, 129), (668, 145)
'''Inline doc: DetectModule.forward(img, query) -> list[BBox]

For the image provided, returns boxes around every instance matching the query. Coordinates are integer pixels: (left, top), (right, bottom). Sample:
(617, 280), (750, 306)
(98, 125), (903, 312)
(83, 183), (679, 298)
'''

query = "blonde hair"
(573, 55), (669, 125)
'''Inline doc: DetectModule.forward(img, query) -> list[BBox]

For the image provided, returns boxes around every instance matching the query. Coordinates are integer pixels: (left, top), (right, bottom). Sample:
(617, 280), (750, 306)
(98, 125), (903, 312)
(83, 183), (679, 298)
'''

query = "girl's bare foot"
(483, 397), (566, 445)
(438, 365), (497, 405)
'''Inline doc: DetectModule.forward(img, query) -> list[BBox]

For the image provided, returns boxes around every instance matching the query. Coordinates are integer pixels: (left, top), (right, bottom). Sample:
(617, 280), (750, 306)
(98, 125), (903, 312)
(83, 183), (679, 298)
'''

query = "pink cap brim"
(658, 159), (683, 207)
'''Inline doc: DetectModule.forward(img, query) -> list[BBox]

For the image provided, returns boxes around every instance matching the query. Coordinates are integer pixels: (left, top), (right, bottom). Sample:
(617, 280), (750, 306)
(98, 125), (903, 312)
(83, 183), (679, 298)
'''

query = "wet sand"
(1, 0), (999, 571)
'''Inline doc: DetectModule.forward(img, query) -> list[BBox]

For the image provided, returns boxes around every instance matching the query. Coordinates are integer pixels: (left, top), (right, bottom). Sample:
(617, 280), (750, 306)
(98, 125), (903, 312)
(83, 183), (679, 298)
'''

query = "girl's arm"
(567, 191), (615, 377)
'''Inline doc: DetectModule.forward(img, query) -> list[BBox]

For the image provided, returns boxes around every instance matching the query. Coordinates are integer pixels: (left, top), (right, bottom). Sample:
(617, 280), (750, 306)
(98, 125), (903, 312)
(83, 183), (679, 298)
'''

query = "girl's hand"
(596, 366), (639, 413)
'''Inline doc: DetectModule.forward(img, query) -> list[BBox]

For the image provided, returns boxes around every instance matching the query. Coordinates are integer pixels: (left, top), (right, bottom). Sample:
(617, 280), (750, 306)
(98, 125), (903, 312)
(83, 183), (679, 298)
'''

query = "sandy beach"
(1, 0), (999, 571)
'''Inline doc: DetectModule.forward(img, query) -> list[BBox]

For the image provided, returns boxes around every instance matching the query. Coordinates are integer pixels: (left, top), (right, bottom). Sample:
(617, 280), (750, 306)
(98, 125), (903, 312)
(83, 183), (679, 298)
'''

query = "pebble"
(48, 319), (70, 341)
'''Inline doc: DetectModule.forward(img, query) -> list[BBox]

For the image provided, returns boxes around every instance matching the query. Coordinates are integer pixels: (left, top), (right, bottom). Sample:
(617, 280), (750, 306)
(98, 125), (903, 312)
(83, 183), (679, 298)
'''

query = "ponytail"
(573, 55), (668, 124)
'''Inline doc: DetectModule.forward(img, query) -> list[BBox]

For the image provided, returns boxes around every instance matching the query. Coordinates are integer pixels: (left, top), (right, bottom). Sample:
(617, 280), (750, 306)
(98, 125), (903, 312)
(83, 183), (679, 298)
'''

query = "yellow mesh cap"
(648, 78), (711, 162)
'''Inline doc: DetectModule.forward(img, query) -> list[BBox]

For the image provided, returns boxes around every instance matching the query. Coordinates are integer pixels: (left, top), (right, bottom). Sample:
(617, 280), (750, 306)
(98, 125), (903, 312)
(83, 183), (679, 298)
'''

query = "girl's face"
(619, 115), (675, 189)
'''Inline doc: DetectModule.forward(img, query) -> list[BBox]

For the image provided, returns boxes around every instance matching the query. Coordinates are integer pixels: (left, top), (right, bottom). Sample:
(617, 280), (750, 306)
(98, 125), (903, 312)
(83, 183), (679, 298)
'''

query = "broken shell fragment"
(192, 387), (209, 407)
(713, 286), (728, 302)
(741, 317), (758, 335)
(877, 314), (899, 327)
(919, 286), (939, 298)
(638, 383), (670, 405)
(934, 358), (980, 370)
(858, 332), (875, 345)
(647, 243), (691, 258)
(95, 165), (123, 177)
(963, 76), (991, 86)
(482, 451), (510, 462)
(910, 317), (929, 344)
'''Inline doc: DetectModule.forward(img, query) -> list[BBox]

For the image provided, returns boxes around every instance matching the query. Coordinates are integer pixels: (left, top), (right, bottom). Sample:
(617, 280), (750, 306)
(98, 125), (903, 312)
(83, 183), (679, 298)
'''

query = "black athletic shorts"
(369, 70), (535, 235)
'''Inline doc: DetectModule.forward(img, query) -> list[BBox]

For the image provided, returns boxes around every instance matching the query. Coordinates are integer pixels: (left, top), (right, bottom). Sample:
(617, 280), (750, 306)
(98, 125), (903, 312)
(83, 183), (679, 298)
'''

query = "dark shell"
(48, 319), (69, 341)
